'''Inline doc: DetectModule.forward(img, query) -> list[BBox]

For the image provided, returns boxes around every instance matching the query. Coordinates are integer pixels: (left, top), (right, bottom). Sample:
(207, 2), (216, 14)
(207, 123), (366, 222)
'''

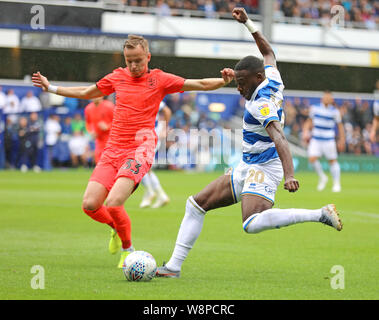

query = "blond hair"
(123, 35), (149, 53)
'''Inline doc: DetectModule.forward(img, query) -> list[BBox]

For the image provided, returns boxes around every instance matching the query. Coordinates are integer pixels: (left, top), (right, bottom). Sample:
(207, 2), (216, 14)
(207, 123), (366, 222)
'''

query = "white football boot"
(151, 192), (170, 209)
(317, 174), (328, 191)
(139, 192), (156, 208)
(320, 204), (343, 231)
(332, 183), (341, 193)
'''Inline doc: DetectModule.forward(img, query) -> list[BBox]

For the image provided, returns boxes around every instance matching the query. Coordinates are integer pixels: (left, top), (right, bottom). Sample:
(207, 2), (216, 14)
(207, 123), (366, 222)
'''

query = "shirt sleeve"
(246, 100), (280, 128)
(160, 72), (186, 95)
(264, 65), (283, 85)
(96, 70), (118, 96)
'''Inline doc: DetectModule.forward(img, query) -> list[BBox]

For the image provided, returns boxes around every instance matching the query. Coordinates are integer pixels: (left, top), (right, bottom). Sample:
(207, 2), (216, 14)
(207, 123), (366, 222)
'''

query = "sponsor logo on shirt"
(265, 186), (274, 194)
(258, 104), (270, 116)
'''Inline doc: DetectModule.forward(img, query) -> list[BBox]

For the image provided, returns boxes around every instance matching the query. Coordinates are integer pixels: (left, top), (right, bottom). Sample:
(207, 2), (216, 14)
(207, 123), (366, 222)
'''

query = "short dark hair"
(234, 55), (264, 74)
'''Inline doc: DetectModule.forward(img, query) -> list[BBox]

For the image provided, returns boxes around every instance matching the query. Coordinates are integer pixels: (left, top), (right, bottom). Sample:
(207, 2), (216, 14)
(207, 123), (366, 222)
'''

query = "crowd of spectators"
(275, 0), (379, 29)
(281, 95), (377, 155)
(94, 0), (379, 28)
(1, 83), (378, 172)
(0, 86), (96, 171)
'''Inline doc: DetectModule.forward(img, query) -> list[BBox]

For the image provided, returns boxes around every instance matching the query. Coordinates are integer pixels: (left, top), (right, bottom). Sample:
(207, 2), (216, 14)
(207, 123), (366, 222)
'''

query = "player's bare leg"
(241, 195), (342, 234)
(106, 177), (136, 267)
(82, 181), (109, 212)
(82, 181), (124, 255)
(156, 174), (235, 277)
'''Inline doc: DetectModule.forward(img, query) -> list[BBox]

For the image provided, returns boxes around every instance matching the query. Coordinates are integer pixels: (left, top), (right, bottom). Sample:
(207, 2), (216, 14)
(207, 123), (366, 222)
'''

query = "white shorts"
(229, 158), (284, 205)
(308, 138), (338, 160)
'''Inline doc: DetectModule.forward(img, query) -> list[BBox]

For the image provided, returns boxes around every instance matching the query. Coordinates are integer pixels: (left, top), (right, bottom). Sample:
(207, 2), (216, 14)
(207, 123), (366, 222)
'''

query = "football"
(122, 251), (157, 282)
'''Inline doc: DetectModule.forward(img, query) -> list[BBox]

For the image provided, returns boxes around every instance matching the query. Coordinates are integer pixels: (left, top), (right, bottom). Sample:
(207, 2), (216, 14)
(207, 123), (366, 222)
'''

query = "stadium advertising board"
(19, 31), (175, 55)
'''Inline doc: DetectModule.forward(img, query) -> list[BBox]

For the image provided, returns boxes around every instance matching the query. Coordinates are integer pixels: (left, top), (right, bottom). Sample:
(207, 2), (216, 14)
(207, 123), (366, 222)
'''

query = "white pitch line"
(345, 211), (379, 220)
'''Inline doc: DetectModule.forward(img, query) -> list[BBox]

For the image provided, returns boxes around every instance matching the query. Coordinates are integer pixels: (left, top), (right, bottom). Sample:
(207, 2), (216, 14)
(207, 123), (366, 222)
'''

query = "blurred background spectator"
(68, 131), (90, 168)
(45, 114), (62, 169)
(0, 86), (6, 111)
(17, 113), (42, 173)
(20, 91), (42, 113)
(4, 117), (19, 169)
(113, 0), (378, 29)
(3, 89), (21, 115)
(71, 113), (86, 134)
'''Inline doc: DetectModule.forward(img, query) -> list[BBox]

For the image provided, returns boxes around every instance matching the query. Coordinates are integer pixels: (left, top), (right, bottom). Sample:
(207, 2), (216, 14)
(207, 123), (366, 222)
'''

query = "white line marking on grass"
(349, 211), (379, 220)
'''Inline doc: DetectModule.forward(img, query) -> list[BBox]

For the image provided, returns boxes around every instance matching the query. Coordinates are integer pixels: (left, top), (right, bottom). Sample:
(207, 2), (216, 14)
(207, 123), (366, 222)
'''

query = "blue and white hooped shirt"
(242, 65), (285, 165)
(310, 103), (341, 141)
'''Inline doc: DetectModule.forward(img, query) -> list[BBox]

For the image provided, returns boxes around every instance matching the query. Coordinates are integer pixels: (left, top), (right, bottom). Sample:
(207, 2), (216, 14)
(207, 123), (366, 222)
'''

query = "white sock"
(312, 160), (325, 178)
(149, 171), (162, 191)
(165, 196), (206, 272)
(141, 174), (154, 197)
(243, 208), (322, 234)
(149, 170), (167, 196)
(330, 162), (341, 186)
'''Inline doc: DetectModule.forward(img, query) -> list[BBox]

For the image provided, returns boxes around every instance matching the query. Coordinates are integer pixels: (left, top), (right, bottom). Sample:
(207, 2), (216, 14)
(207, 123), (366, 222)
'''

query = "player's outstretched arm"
(337, 122), (346, 152)
(232, 7), (276, 68)
(302, 118), (313, 144)
(181, 68), (234, 91)
(32, 71), (104, 100)
(266, 121), (299, 193)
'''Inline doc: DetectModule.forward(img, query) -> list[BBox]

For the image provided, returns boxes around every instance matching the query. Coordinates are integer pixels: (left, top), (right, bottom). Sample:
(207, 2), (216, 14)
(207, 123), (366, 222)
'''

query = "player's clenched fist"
(232, 7), (249, 23)
(284, 177), (300, 193)
(220, 68), (235, 85)
(32, 72), (50, 92)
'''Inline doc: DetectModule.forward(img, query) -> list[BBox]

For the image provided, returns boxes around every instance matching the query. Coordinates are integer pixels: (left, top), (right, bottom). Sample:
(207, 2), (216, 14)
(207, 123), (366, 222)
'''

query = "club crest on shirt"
(147, 76), (157, 89)
(258, 104), (270, 116)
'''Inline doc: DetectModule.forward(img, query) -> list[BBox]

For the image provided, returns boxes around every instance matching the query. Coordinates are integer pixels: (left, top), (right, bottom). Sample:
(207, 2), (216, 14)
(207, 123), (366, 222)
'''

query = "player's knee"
(106, 195), (124, 207)
(192, 194), (209, 211)
(82, 197), (101, 212)
(309, 157), (317, 163)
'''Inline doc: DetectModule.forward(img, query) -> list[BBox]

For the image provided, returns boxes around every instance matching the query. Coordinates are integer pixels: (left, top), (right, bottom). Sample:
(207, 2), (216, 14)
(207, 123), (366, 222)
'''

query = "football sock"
(107, 206), (132, 249)
(312, 160), (325, 178)
(243, 208), (322, 234)
(165, 196), (206, 272)
(82, 206), (115, 229)
(149, 171), (165, 194)
(141, 174), (154, 197)
(330, 162), (341, 185)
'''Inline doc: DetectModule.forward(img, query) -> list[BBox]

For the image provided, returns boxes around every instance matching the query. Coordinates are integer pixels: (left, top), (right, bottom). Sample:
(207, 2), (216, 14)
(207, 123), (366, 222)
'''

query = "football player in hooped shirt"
(32, 35), (235, 268)
(156, 8), (343, 278)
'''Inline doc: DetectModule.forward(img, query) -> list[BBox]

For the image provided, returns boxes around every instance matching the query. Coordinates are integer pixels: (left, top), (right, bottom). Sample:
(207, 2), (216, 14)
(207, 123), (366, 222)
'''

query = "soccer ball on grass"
(122, 251), (157, 281)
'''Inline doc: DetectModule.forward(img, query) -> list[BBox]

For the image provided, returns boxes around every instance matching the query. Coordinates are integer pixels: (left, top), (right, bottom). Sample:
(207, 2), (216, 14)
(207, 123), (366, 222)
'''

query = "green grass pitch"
(0, 169), (378, 300)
